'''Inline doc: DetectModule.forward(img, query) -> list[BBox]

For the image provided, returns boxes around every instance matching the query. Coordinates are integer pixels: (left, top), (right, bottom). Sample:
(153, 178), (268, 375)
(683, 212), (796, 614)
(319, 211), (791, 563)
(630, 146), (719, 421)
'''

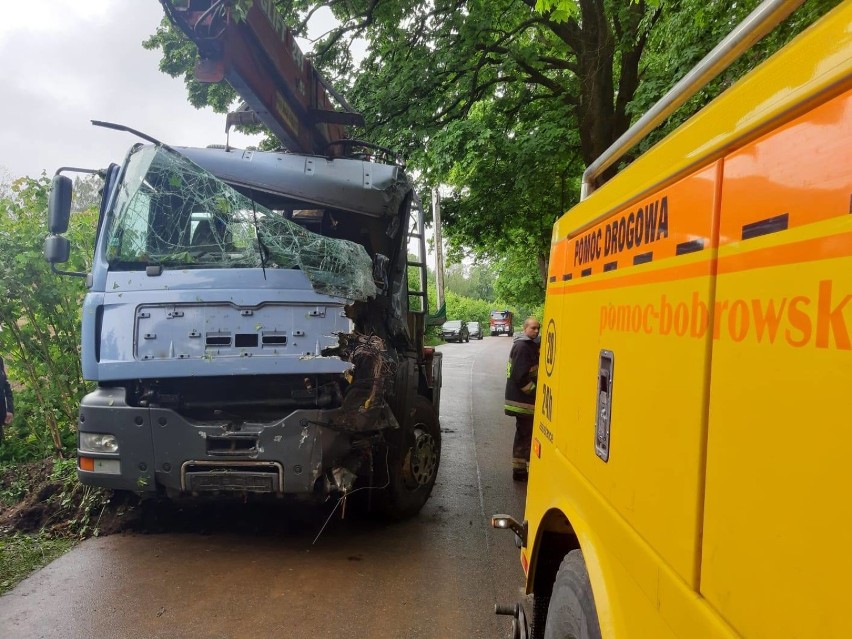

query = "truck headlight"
(79, 433), (119, 454)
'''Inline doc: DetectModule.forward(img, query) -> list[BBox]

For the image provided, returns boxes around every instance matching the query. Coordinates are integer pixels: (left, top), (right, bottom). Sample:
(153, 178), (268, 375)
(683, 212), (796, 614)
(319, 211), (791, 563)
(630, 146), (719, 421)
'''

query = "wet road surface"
(0, 336), (528, 638)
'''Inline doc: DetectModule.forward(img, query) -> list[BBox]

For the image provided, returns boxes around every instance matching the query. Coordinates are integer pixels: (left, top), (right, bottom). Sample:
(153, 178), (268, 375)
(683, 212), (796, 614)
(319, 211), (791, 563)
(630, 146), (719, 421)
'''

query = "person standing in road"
(0, 355), (14, 443)
(504, 317), (541, 481)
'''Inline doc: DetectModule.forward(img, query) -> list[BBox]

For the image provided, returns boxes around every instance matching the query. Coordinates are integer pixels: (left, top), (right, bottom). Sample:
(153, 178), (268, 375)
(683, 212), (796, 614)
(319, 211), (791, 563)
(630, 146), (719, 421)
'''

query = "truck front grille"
(182, 461), (283, 494)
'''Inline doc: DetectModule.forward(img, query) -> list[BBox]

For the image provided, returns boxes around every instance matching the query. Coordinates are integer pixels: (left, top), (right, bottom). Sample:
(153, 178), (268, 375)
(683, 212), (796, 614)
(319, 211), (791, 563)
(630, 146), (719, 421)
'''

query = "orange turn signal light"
(79, 456), (95, 472)
(532, 437), (542, 459)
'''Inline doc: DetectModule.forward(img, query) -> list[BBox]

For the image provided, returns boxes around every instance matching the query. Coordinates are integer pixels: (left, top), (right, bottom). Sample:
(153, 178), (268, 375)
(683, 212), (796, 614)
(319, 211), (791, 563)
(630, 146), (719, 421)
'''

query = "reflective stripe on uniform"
(505, 400), (534, 415)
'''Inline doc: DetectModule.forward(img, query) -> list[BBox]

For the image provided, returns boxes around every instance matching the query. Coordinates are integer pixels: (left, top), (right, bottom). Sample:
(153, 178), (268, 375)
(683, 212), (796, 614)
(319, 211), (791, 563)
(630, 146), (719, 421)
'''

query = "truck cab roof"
(176, 145), (411, 220)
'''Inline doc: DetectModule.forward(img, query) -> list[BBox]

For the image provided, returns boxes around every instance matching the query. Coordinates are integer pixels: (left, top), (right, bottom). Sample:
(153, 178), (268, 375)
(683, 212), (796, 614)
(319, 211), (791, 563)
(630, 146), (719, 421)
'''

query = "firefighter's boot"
(512, 458), (528, 481)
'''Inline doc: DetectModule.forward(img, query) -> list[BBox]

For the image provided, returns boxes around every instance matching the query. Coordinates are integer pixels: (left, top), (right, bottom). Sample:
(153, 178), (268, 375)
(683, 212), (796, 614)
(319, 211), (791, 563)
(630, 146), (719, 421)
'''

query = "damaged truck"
(44, 132), (440, 517)
(42, 0), (442, 518)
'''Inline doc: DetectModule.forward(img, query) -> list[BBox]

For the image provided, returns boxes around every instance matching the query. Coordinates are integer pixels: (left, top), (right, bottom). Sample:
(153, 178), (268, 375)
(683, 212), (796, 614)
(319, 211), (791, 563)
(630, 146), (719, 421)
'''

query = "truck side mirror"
(44, 235), (71, 264)
(48, 175), (73, 234)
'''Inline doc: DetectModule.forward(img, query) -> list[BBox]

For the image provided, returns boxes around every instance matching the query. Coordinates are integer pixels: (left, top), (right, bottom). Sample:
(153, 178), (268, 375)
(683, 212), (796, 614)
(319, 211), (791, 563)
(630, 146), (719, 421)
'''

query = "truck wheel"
(543, 550), (601, 639)
(379, 396), (441, 519)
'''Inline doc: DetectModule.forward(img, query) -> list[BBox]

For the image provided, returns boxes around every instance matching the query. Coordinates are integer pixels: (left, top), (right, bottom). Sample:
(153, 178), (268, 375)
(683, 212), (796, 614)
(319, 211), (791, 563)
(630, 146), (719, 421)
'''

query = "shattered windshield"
(103, 145), (377, 301)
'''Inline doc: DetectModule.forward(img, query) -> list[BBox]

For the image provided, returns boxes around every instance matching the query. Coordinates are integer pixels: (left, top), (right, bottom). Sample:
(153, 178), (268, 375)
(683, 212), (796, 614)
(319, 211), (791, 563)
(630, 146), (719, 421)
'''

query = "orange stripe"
(550, 260), (712, 295)
(717, 231), (852, 274)
(549, 231), (852, 295)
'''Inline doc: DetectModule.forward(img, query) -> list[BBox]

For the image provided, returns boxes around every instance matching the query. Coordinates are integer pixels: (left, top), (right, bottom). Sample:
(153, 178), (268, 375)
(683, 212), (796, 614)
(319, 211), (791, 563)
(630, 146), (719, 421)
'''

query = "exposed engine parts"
(335, 331), (397, 410)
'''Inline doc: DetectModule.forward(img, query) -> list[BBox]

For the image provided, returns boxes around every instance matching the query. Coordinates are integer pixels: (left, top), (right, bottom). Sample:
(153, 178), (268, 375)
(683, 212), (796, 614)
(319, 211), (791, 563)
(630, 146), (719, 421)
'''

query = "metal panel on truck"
(539, 163), (719, 587)
(702, 89), (852, 639)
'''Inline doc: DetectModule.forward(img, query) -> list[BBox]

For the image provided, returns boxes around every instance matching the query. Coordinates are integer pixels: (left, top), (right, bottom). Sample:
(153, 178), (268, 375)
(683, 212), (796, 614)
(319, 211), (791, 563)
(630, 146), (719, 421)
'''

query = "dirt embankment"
(0, 460), (339, 540)
(0, 459), (138, 538)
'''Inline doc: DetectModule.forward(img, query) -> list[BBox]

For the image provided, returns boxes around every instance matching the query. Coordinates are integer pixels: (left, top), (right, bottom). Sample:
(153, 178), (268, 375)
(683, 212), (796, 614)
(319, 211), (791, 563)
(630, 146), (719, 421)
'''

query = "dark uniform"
(0, 356), (13, 443)
(504, 335), (540, 479)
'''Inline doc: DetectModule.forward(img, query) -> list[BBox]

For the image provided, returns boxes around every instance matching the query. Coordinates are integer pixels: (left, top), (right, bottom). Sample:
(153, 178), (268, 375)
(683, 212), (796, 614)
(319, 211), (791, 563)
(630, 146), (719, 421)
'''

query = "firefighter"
(504, 317), (541, 481)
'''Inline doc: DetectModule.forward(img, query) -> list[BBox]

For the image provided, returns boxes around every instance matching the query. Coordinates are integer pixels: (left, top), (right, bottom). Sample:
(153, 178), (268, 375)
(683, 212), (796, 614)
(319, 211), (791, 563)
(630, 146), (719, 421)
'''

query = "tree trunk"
(574, 0), (617, 167)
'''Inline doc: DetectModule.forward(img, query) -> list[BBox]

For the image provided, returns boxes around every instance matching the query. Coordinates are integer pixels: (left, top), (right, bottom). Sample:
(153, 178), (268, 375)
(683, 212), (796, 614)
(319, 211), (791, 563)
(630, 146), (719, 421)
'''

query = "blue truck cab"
(45, 139), (441, 517)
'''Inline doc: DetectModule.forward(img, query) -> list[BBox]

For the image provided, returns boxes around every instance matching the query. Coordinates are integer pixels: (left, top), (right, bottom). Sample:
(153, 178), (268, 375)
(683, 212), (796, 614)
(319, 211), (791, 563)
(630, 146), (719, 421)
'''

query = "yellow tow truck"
(494, 1), (852, 637)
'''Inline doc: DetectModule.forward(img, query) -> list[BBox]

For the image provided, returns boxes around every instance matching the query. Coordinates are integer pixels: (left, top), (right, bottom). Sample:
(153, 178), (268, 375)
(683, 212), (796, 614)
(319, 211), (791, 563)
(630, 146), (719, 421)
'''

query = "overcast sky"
(0, 0), (265, 181)
(0, 2), (439, 268)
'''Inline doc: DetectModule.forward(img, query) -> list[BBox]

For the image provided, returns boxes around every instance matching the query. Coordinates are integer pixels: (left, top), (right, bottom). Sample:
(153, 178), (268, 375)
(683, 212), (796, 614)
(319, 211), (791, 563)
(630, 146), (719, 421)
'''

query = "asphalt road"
(0, 336), (529, 639)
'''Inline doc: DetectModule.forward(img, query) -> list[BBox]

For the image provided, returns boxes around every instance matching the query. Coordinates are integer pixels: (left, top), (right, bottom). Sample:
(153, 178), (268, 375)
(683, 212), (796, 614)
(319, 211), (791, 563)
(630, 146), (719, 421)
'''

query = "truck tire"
(378, 396), (441, 519)
(543, 550), (601, 639)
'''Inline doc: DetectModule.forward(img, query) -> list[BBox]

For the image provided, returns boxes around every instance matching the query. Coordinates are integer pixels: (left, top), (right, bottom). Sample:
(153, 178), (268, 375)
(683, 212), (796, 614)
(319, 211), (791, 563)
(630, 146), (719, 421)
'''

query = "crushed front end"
(73, 143), (440, 510)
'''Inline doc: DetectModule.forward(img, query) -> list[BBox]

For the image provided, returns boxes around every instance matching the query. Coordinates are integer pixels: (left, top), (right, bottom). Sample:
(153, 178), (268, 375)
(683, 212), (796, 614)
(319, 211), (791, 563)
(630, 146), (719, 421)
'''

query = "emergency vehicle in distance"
(490, 310), (514, 337)
(494, 1), (851, 637)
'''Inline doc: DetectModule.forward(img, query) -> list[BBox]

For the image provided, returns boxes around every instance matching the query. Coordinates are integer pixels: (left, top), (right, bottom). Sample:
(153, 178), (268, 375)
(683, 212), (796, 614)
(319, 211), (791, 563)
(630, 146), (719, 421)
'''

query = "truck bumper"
(76, 386), (342, 496)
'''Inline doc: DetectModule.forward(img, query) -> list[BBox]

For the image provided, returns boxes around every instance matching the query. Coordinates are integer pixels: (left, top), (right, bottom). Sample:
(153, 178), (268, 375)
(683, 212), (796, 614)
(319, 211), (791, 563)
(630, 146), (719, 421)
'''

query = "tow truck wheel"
(378, 396), (441, 519)
(542, 550), (601, 639)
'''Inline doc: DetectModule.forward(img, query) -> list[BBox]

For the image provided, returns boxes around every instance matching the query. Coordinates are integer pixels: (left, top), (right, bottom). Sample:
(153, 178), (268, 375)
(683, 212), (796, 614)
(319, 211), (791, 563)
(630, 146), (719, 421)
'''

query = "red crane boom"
(159, 0), (364, 155)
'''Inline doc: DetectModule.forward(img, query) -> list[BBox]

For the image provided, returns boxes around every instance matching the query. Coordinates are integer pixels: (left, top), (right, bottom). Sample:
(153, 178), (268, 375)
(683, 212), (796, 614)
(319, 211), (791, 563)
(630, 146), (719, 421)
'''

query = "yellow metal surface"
(553, 1), (852, 244)
(525, 456), (739, 638)
(525, 4), (852, 638)
(529, 161), (724, 634)
(544, 164), (719, 587)
(701, 90), (852, 639)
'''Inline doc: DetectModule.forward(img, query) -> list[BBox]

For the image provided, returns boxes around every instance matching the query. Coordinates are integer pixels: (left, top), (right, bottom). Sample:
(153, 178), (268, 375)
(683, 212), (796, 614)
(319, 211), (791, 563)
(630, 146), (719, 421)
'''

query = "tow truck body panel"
(521, 4), (852, 637)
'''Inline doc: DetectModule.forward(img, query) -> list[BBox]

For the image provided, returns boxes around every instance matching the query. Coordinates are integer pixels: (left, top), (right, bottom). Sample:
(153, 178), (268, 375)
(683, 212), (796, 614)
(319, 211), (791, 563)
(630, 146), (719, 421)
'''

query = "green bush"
(0, 176), (96, 462)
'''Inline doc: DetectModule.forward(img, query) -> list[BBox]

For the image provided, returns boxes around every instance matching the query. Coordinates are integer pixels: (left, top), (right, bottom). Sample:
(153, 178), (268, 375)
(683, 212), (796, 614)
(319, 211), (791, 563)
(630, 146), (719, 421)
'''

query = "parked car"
(441, 320), (470, 343)
(468, 321), (484, 340)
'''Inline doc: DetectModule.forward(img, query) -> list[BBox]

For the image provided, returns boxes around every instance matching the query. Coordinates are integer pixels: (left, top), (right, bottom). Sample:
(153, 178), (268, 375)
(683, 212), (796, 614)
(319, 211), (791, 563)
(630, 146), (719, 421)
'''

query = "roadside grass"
(0, 458), (117, 595)
(0, 532), (75, 594)
(424, 334), (444, 347)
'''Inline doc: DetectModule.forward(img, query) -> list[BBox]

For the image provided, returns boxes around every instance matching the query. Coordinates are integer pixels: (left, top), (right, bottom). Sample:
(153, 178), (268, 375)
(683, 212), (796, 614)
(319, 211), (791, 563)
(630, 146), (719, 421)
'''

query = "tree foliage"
(144, 0), (841, 308)
(444, 261), (495, 301)
(0, 177), (96, 461)
(420, 261), (542, 341)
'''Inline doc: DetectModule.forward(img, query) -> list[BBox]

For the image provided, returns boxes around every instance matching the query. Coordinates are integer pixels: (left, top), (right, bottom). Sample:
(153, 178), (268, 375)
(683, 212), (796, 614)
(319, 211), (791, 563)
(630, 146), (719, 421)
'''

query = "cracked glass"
(103, 145), (377, 301)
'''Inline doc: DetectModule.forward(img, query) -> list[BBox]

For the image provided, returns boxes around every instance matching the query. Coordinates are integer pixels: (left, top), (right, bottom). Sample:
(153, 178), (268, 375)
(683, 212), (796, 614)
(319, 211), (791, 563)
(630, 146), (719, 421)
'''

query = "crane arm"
(159, 0), (364, 155)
